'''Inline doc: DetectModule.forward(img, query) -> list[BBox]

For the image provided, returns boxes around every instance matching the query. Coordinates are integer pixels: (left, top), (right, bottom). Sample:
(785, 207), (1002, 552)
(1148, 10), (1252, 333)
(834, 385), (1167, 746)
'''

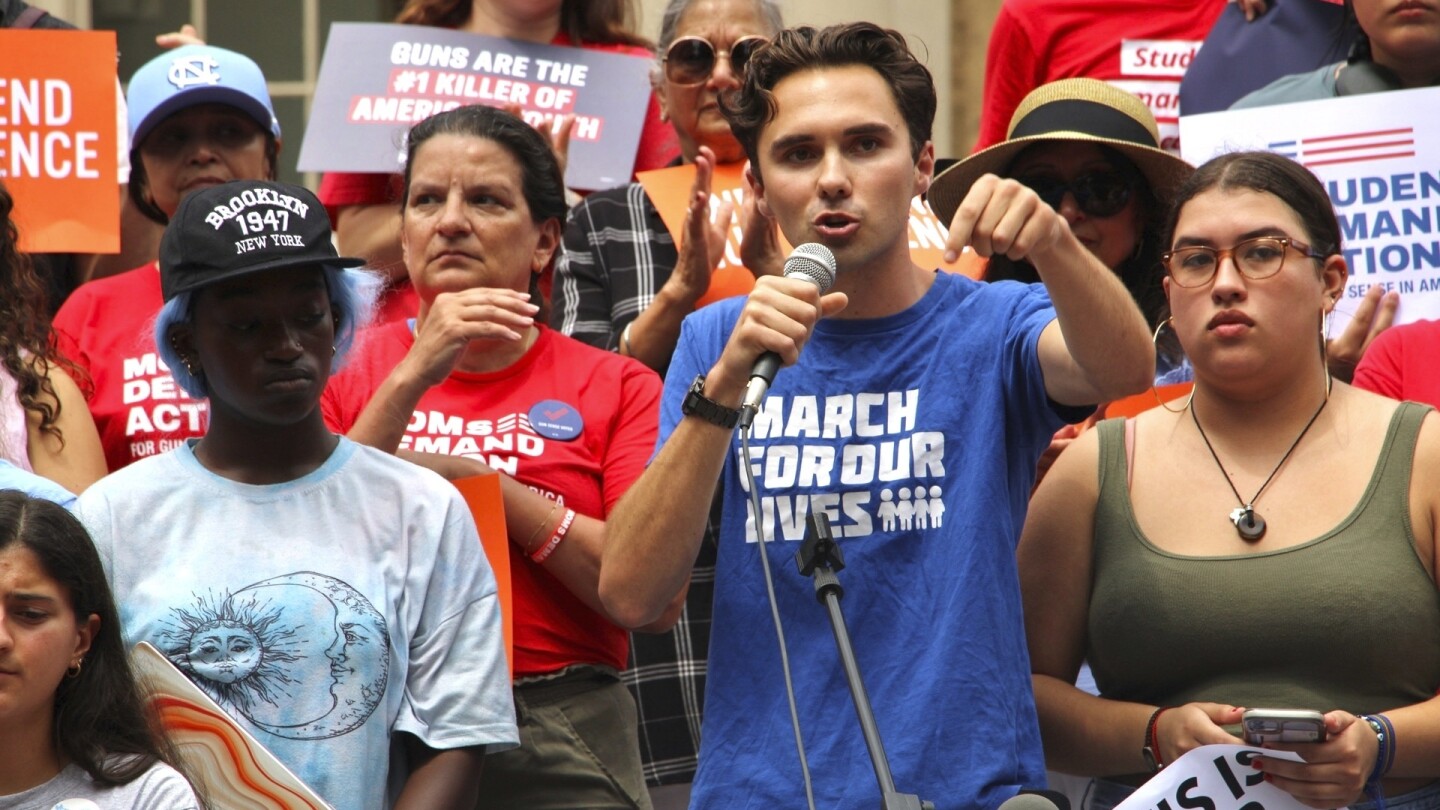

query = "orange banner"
(637, 162), (981, 306)
(0, 29), (118, 253)
(1104, 382), (1194, 419)
(452, 472), (514, 677)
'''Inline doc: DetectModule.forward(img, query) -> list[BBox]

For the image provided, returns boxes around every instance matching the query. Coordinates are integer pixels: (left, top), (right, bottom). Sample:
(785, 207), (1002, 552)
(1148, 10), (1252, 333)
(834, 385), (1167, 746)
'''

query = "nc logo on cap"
(168, 55), (223, 90)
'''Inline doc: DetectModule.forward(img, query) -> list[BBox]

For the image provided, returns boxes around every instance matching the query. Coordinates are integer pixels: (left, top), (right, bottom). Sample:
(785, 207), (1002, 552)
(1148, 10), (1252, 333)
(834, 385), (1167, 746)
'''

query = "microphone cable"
(738, 426), (818, 810)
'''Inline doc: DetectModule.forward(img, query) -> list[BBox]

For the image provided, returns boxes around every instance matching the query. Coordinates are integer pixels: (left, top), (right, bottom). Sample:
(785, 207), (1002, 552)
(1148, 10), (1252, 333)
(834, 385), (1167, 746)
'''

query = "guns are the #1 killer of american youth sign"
(1180, 86), (1440, 331)
(299, 23), (653, 191)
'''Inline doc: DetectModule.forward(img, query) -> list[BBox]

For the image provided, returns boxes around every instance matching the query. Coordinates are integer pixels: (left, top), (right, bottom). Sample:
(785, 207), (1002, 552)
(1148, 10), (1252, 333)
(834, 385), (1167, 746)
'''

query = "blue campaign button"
(529, 399), (583, 441)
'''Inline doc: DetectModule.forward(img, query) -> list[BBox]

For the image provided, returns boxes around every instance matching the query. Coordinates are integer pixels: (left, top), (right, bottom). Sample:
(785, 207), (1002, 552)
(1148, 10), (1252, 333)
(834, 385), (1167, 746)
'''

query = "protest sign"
(131, 642), (333, 809)
(299, 23), (653, 190)
(452, 472), (513, 678)
(0, 29), (118, 253)
(1114, 744), (1316, 810)
(637, 162), (979, 307)
(1180, 87), (1440, 330)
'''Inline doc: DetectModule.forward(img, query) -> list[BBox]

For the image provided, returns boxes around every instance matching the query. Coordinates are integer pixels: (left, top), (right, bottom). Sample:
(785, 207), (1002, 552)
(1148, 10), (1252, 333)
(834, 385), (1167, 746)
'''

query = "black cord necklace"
(1190, 394), (1329, 542)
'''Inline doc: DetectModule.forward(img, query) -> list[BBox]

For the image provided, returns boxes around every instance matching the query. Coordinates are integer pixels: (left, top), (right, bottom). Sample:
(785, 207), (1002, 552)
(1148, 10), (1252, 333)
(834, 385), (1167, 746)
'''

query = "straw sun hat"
(928, 78), (1194, 226)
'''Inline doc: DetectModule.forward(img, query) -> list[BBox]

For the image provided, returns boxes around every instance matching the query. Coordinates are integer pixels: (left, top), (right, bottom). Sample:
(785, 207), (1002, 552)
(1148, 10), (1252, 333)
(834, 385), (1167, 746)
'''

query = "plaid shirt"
(623, 536), (715, 786)
(554, 182), (679, 355)
(553, 180), (713, 785)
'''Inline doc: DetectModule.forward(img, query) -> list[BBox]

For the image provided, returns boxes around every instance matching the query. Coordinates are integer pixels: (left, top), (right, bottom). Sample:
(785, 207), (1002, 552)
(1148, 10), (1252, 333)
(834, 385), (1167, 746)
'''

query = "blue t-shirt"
(0, 460), (76, 509)
(77, 438), (516, 810)
(659, 271), (1085, 810)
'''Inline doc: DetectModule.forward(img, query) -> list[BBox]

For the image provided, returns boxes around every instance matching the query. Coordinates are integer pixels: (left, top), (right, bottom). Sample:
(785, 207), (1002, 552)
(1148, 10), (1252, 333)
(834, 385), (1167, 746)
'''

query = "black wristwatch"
(681, 374), (741, 429)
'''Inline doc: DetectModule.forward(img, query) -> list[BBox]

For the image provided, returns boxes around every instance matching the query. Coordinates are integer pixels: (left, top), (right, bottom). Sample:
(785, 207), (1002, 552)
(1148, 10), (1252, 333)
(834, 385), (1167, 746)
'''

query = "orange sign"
(452, 472), (514, 677)
(1104, 382), (1194, 419)
(0, 29), (119, 253)
(637, 162), (981, 305)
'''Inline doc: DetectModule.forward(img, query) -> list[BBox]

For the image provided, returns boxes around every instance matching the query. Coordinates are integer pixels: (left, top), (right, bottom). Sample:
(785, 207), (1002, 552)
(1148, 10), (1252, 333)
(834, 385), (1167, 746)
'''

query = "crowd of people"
(2, 0), (1438, 808)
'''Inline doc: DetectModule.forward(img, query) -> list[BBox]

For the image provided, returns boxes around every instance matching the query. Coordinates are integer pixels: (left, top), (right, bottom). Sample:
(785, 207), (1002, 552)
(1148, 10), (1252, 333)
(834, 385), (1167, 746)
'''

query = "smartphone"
(1242, 709), (1327, 744)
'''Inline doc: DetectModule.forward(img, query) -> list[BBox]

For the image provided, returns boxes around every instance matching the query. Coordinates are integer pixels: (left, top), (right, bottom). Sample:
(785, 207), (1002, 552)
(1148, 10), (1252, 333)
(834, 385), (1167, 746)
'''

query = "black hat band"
(1009, 99), (1159, 149)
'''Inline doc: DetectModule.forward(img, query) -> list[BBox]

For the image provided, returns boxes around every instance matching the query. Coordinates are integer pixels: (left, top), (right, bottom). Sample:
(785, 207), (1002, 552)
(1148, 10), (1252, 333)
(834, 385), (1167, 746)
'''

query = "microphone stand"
(795, 513), (935, 810)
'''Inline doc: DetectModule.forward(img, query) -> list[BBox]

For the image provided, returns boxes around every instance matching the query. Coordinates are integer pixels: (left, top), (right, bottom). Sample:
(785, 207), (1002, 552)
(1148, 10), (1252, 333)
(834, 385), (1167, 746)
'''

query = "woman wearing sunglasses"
(1016, 149), (1440, 810)
(318, 0), (678, 322)
(552, 0), (784, 373)
(931, 79), (1192, 382)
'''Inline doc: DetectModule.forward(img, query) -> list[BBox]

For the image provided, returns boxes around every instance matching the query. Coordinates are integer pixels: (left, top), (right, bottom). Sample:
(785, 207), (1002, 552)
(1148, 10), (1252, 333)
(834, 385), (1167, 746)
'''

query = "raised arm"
(615, 148), (735, 371)
(349, 292), (681, 632)
(599, 275), (848, 628)
(347, 289), (539, 452)
(945, 174), (1154, 405)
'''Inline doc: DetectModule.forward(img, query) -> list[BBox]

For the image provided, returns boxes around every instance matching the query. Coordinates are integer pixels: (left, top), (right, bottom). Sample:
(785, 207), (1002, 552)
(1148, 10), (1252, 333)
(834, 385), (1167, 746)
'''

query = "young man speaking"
(601, 22), (1154, 810)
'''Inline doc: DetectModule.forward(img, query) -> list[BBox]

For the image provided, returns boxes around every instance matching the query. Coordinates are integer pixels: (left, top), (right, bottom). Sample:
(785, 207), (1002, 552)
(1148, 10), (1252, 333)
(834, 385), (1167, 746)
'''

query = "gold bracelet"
(620, 322), (634, 357)
(523, 499), (562, 553)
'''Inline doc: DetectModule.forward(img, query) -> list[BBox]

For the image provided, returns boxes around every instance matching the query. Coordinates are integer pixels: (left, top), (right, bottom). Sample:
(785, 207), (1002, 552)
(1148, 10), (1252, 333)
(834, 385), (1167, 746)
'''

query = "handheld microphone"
(738, 243), (837, 428)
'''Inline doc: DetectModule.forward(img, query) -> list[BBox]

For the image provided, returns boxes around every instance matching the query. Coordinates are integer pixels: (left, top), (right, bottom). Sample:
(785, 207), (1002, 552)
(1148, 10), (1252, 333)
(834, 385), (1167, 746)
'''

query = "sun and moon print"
(156, 572), (391, 740)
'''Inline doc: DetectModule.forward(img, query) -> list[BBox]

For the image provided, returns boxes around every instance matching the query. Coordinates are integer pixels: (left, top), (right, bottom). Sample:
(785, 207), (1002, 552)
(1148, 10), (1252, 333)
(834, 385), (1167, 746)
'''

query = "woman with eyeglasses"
(1016, 150), (1440, 810)
(318, 0), (678, 322)
(552, 0), (784, 373)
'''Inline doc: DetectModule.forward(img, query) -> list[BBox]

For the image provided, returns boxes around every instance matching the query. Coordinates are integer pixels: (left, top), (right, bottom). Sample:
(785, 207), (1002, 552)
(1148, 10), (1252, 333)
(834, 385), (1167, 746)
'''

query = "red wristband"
(1144, 707), (1171, 771)
(530, 508), (575, 564)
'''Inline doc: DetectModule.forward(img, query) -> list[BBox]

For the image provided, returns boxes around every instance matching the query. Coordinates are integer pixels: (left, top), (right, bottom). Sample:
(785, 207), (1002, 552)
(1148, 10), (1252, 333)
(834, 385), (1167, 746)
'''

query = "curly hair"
(395, 0), (651, 49)
(721, 22), (935, 184)
(0, 182), (71, 446)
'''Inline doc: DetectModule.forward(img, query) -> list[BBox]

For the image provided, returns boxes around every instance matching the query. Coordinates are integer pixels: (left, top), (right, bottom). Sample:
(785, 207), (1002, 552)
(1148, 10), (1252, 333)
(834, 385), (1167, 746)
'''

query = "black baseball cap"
(160, 179), (365, 302)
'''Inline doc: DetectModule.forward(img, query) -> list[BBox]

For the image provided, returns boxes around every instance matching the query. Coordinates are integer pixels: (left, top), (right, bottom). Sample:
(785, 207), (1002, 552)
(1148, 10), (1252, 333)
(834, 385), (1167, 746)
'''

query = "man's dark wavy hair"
(721, 22), (936, 184)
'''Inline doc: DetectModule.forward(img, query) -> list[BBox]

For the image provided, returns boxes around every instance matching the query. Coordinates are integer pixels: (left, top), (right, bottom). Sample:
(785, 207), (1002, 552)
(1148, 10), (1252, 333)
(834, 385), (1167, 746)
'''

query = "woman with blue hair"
(76, 179), (518, 810)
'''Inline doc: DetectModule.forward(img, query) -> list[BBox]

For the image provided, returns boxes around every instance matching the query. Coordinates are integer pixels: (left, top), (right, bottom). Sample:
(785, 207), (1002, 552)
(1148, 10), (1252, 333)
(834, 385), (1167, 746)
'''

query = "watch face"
(1142, 746), (1159, 773)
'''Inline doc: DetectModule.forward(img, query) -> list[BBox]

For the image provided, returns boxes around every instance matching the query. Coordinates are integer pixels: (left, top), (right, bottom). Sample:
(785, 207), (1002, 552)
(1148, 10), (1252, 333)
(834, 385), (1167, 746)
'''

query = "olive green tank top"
(1086, 401), (1440, 713)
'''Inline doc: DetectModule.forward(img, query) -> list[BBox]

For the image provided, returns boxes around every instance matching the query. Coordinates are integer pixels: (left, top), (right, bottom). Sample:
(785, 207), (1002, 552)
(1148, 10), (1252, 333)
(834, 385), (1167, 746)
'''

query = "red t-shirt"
(321, 321), (662, 676)
(1353, 319), (1440, 409)
(52, 263), (207, 471)
(976, 0), (1224, 152)
(374, 277), (421, 324)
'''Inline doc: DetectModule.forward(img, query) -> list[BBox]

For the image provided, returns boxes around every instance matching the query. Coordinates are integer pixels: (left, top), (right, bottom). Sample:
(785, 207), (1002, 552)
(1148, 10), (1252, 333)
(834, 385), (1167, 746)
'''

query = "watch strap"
(682, 374), (741, 429)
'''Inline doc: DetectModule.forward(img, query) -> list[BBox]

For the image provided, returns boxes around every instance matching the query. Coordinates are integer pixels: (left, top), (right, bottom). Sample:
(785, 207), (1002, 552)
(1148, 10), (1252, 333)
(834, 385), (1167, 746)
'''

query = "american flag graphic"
(1268, 128), (1416, 168)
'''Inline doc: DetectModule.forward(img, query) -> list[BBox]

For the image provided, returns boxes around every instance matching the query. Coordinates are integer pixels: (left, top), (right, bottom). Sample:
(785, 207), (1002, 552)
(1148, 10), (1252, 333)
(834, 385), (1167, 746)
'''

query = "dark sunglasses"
(663, 36), (768, 86)
(1015, 171), (1134, 218)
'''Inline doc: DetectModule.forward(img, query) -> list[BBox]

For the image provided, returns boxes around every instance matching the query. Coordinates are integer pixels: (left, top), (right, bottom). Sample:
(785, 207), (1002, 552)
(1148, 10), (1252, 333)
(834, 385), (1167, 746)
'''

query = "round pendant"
(1235, 509), (1266, 542)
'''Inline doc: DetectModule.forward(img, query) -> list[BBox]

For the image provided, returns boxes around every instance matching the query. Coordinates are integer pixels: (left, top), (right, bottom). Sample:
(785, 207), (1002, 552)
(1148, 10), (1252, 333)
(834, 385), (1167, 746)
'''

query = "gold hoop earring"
(66, 659), (83, 678)
(1320, 308), (1333, 399)
(1151, 318), (1194, 414)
